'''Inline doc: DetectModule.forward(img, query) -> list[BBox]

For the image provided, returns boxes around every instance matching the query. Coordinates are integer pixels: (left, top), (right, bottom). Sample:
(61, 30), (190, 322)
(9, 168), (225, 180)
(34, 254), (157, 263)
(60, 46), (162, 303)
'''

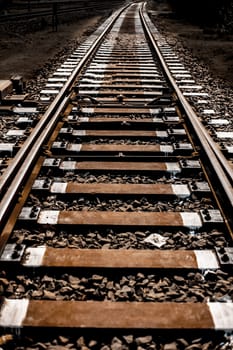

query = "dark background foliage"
(168, 0), (233, 32)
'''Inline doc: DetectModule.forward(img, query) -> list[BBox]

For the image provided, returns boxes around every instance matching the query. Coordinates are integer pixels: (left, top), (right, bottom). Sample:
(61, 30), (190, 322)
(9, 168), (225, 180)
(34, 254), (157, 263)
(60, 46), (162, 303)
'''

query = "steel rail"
(140, 3), (233, 209)
(0, 5), (128, 228)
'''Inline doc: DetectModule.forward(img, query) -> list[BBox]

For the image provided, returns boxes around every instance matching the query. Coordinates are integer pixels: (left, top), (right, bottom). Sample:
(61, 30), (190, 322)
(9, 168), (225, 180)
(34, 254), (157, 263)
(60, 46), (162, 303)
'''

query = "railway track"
(0, 2), (233, 348)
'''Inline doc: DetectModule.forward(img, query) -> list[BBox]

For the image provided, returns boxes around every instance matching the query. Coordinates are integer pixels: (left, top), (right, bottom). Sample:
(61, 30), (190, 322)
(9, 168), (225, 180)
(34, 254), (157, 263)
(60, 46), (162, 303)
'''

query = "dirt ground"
(147, 0), (233, 88)
(0, 16), (102, 80)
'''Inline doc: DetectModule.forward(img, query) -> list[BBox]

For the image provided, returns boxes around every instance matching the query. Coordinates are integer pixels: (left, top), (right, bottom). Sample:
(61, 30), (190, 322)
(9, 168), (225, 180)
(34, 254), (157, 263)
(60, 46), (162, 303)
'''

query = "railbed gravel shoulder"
(25, 40), (80, 99)
(21, 17), (104, 100)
